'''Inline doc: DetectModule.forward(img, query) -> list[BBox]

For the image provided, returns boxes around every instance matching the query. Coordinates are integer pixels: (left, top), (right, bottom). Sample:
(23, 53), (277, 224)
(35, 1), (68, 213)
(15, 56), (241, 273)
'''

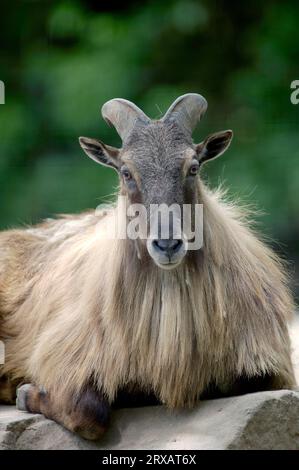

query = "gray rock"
(1, 389), (299, 450)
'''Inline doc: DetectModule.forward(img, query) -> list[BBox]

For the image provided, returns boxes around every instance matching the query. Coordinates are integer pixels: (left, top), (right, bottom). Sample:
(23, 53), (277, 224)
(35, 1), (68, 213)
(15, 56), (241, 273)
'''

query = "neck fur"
(92, 181), (293, 406)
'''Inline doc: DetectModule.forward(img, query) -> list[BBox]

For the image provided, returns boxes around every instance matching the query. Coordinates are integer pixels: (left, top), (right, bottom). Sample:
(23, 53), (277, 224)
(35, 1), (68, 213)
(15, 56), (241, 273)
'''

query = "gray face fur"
(79, 94), (233, 269)
(123, 120), (193, 207)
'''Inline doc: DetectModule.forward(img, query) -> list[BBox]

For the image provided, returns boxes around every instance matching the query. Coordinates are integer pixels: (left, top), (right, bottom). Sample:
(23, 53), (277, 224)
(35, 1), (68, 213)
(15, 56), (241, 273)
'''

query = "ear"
(79, 137), (120, 170)
(196, 130), (233, 164)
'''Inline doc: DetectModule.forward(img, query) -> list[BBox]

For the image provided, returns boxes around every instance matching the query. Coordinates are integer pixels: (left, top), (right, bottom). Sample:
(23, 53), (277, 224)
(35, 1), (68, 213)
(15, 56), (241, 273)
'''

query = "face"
(79, 94), (233, 270)
(118, 121), (198, 269)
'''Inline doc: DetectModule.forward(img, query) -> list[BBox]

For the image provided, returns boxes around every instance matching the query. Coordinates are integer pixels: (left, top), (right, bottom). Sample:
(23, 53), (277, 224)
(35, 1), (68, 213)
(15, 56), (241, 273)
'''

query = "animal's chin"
(152, 258), (184, 270)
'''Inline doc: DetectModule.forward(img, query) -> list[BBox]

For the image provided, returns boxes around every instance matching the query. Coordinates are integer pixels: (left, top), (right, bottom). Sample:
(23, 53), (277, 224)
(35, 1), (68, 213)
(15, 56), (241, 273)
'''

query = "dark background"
(0, 0), (298, 295)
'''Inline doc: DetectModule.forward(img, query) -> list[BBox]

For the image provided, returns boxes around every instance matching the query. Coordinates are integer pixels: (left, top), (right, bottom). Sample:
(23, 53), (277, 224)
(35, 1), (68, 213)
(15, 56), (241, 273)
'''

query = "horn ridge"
(162, 93), (208, 134)
(101, 98), (150, 142)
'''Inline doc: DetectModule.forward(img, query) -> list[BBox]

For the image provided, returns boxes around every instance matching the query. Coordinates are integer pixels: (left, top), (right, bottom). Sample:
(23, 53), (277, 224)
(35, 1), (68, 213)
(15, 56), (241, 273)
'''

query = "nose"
(152, 238), (183, 258)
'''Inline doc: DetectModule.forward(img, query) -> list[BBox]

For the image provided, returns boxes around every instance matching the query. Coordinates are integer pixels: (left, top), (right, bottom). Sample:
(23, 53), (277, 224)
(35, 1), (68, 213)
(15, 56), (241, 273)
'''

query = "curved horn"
(101, 98), (150, 141)
(162, 93), (208, 134)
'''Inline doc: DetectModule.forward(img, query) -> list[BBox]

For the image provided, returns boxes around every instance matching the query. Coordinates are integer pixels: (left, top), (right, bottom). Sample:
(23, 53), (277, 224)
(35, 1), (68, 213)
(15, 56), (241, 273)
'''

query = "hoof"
(16, 384), (33, 411)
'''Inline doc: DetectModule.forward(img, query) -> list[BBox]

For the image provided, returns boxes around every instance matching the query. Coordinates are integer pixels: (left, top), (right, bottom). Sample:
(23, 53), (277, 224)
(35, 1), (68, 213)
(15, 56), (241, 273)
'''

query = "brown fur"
(0, 180), (296, 416)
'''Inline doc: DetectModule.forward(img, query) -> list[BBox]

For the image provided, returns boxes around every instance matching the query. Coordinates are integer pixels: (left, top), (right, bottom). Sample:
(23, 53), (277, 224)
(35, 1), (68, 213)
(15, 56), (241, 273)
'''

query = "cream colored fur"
(0, 180), (296, 408)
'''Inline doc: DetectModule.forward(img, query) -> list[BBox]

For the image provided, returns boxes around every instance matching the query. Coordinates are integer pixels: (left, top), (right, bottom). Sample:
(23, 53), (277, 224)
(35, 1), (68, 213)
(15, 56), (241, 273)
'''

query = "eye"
(121, 168), (132, 181)
(188, 163), (199, 176)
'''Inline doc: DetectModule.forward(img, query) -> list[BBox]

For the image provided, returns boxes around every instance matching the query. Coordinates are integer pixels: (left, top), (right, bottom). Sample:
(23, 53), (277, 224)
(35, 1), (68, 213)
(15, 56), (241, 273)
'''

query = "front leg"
(16, 383), (110, 441)
(201, 370), (296, 400)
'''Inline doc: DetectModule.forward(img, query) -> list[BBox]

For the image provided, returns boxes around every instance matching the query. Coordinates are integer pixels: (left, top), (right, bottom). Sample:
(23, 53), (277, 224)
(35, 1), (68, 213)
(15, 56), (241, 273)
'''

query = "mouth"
(155, 260), (182, 270)
(151, 253), (186, 270)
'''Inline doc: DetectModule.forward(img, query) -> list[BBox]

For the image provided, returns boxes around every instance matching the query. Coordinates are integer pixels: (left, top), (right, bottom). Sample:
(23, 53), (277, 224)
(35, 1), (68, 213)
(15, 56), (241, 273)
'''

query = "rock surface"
(0, 316), (298, 450)
(0, 389), (299, 450)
